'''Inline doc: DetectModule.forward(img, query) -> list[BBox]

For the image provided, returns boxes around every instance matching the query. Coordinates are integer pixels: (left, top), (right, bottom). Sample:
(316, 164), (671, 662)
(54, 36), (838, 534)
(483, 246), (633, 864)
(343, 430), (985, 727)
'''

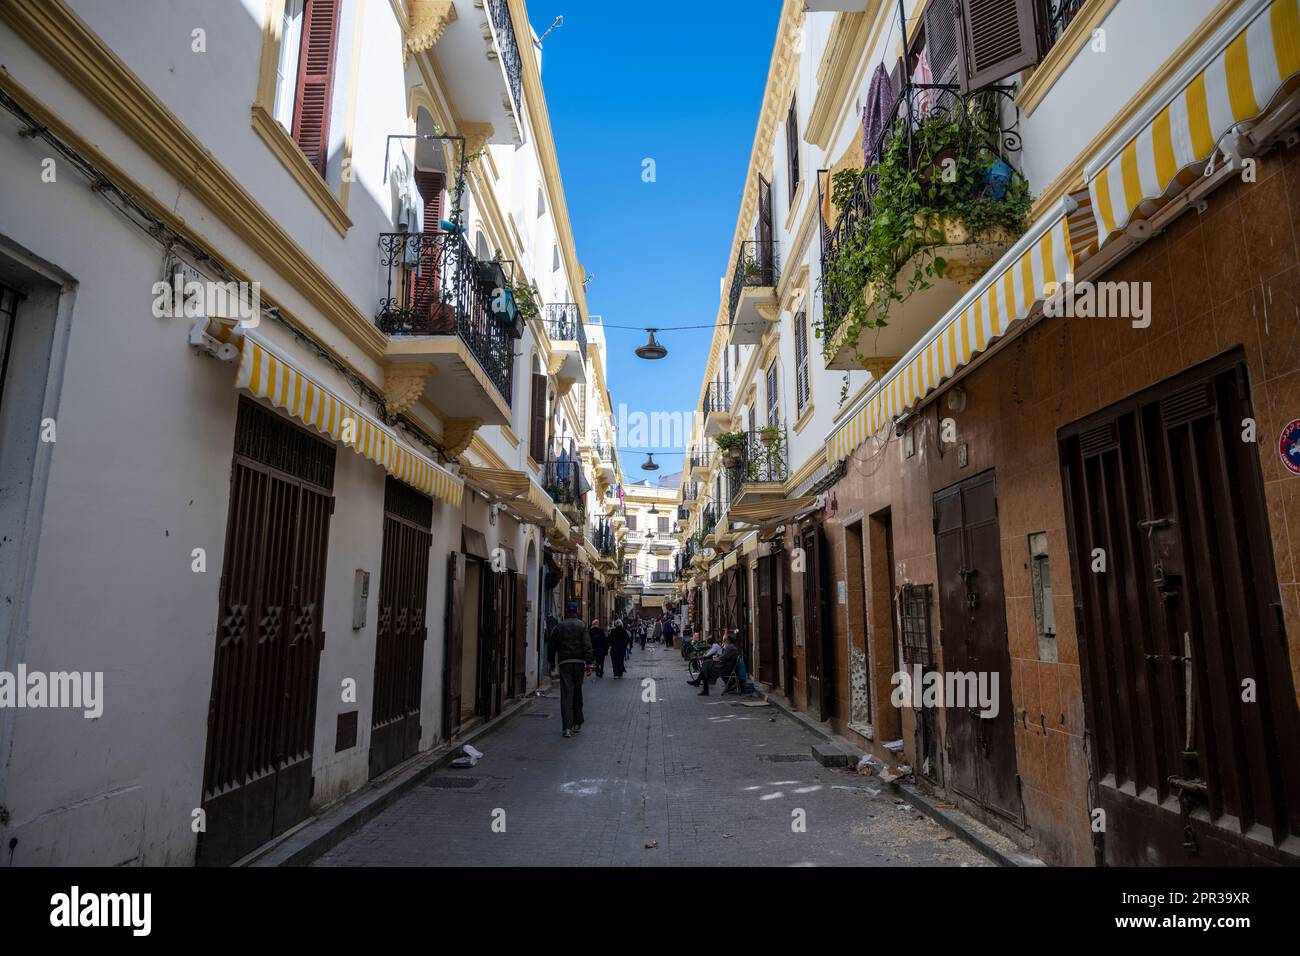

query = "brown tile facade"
(764, 141), (1300, 866)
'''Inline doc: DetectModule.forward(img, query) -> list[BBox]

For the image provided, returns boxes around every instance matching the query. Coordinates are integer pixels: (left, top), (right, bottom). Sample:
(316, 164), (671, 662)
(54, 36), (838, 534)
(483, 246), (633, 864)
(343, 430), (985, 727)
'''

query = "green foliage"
(513, 279), (541, 324)
(713, 431), (747, 452)
(817, 102), (1032, 402)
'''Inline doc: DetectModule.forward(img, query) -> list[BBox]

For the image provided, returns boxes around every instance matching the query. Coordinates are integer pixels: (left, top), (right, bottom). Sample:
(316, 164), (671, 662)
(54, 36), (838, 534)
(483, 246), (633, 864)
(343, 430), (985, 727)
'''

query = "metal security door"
(1060, 352), (1300, 865)
(199, 398), (334, 867)
(369, 477), (433, 779)
(756, 554), (778, 684)
(933, 470), (1020, 823)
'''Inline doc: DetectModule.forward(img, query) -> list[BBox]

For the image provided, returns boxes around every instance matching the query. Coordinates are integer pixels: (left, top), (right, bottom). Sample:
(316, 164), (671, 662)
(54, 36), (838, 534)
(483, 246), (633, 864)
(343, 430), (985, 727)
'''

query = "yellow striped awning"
(236, 337), (463, 506)
(1088, 0), (1300, 243)
(827, 202), (1074, 466)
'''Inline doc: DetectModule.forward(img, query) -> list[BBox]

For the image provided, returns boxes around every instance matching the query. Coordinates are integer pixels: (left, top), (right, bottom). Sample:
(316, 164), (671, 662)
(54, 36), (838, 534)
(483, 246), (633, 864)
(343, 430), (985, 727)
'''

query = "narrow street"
(316, 644), (990, 867)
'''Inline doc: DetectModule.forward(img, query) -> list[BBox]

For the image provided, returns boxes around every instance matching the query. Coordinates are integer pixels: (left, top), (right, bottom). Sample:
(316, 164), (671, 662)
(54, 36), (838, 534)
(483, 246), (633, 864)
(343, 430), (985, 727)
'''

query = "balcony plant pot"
(475, 258), (509, 292)
(491, 286), (525, 339)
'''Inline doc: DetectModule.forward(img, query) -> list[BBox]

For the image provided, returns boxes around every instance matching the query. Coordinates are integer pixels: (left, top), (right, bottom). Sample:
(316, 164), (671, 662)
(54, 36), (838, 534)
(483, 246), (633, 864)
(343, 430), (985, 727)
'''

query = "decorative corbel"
(546, 352), (566, 377)
(383, 363), (434, 418)
(554, 376), (577, 403)
(442, 417), (482, 462)
(754, 301), (780, 323)
(405, 0), (458, 66)
(861, 356), (899, 380)
(459, 122), (494, 158)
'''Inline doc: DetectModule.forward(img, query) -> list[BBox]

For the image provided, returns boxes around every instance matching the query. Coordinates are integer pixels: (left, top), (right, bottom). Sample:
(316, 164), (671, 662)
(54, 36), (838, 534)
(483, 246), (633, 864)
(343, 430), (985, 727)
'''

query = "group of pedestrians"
(547, 605), (689, 738)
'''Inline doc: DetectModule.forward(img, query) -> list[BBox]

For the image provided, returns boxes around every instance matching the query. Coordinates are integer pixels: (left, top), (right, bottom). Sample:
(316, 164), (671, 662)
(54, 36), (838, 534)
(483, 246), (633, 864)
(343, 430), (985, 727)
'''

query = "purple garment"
(862, 62), (897, 165)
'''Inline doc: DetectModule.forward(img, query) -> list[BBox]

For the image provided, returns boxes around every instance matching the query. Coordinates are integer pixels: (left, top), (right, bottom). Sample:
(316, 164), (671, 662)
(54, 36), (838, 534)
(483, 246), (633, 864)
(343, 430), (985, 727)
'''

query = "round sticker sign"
(1282, 419), (1300, 476)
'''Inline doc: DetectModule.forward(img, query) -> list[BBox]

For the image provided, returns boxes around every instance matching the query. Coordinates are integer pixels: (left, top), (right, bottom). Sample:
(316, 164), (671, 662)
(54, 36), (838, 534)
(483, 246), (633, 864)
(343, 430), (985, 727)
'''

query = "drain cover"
(424, 775), (485, 790)
(758, 753), (816, 763)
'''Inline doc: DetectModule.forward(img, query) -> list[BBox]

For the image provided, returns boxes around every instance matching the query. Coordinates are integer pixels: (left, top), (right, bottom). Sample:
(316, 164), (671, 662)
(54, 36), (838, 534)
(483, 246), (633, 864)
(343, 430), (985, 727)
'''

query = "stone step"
(811, 739), (864, 768)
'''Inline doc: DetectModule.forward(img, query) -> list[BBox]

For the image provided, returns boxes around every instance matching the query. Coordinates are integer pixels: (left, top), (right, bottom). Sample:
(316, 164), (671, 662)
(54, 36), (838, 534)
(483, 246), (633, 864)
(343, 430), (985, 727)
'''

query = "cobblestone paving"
(315, 644), (993, 867)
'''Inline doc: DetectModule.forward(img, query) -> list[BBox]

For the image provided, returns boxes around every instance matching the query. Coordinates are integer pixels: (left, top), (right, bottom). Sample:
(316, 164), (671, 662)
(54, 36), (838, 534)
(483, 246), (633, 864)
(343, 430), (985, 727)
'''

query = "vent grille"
(1160, 381), (1214, 426)
(1078, 422), (1117, 458)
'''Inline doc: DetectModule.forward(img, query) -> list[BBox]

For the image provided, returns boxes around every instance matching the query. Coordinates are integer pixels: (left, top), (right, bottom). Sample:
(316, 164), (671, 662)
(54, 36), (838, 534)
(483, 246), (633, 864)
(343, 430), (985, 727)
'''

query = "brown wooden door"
(801, 523), (830, 721)
(934, 470), (1020, 824)
(781, 555), (795, 698)
(1060, 352), (1300, 865)
(369, 478), (433, 779)
(512, 572), (528, 697)
(199, 398), (334, 867)
(756, 555), (778, 684)
(443, 552), (465, 738)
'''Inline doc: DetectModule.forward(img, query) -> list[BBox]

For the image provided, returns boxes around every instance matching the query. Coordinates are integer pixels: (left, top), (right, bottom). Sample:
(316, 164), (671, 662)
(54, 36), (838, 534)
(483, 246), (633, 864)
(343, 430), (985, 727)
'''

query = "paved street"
(316, 644), (991, 867)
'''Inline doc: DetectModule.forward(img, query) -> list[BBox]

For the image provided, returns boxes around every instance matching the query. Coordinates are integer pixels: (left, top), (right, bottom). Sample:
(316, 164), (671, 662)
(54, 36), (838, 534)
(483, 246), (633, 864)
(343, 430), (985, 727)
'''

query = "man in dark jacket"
(590, 619), (609, 677)
(691, 633), (739, 696)
(548, 600), (593, 737)
(607, 619), (631, 678)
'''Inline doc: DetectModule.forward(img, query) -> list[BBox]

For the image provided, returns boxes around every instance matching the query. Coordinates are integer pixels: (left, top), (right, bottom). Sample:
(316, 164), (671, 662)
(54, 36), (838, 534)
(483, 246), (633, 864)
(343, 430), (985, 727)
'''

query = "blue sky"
(525, 1), (782, 486)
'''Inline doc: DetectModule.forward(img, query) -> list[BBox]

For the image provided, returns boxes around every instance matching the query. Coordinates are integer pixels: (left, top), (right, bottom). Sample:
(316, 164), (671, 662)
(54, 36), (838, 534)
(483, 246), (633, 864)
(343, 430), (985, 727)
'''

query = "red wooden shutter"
(291, 0), (341, 176)
(412, 171), (446, 330)
(529, 373), (548, 464)
(955, 0), (1043, 93)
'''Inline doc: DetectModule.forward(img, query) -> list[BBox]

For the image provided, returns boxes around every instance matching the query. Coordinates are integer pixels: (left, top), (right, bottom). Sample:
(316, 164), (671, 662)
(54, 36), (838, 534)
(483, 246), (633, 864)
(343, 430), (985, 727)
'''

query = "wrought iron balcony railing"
(591, 517), (615, 556)
(588, 433), (613, 462)
(1045, 0), (1089, 47)
(728, 238), (779, 326)
(485, 0), (522, 116)
(545, 303), (587, 363)
(681, 479), (699, 501)
(727, 429), (789, 502)
(543, 458), (584, 511)
(376, 230), (515, 404)
(689, 447), (714, 472)
(700, 505), (717, 538)
(702, 381), (732, 415)
(818, 82), (1022, 345)
(651, 571), (676, 584)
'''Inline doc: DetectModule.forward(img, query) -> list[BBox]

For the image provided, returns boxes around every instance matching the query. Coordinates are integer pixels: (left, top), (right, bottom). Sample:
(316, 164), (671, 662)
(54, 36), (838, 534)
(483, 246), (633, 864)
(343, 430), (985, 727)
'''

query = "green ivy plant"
(513, 280), (541, 324)
(817, 102), (1032, 404)
(714, 431), (747, 452)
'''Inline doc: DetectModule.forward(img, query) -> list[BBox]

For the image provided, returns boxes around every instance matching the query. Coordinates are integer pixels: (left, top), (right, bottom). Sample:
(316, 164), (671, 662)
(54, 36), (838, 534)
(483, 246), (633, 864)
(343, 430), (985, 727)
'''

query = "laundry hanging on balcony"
(825, 199), (1075, 468)
(233, 335), (463, 506)
(1087, 0), (1300, 244)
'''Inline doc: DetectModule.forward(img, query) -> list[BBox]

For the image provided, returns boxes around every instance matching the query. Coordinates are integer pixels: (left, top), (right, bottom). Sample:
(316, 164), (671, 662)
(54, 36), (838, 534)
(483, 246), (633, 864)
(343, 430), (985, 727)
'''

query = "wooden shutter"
(627, 513), (636, 531)
(658, 516), (669, 533)
(955, 0), (1043, 93)
(766, 360), (779, 427)
(925, 0), (962, 85)
(291, 0), (340, 176)
(786, 96), (800, 204)
(412, 171), (445, 328)
(529, 373), (548, 463)
(442, 552), (465, 738)
(794, 310), (810, 414)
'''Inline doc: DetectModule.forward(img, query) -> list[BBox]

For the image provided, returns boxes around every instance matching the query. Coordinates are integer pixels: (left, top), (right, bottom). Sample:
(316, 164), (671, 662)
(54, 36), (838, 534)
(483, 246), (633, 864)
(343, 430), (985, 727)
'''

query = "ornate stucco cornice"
(404, 0), (457, 66)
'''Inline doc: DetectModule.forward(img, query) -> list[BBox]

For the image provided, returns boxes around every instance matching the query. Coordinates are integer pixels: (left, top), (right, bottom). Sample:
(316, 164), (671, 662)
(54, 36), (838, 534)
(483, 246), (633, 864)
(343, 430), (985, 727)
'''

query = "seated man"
(688, 634), (738, 696)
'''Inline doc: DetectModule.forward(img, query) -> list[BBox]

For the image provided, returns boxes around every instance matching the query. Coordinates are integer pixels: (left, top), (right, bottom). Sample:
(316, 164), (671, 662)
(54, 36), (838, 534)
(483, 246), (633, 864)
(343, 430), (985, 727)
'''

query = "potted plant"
(714, 430), (746, 467)
(758, 424), (782, 447)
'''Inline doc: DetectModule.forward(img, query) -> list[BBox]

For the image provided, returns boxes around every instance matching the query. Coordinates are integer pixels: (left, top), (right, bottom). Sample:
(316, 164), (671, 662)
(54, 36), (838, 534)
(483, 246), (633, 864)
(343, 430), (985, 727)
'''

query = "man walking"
(548, 600), (593, 738)
(608, 618), (630, 679)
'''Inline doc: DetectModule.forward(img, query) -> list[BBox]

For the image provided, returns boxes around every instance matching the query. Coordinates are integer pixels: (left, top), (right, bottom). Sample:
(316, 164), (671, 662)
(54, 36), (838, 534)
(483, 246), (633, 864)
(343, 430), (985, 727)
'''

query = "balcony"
(726, 428), (789, 510)
(542, 458), (586, 524)
(419, 0), (524, 145)
(689, 447), (715, 482)
(588, 434), (616, 479)
(681, 480), (699, 502)
(728, 239), (780, 346)
(819, 83), (1027, 377)
(650, 571), (676, 584)
(1045, 0), (1091, 48)
(376, 230), (515, 424)
(701, 380), (732, 439)
(545, 303), (588, 386)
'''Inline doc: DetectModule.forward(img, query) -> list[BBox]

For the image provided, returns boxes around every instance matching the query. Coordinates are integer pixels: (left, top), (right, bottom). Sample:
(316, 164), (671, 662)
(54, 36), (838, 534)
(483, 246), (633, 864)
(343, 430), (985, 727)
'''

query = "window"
(627, 514), (637, 531)
(794, 309), (810, 416)
(552, 244), (560, 272)
(274, 0), (342, 177)
(272, 0), (306, 129)
(765, 359), (779, 428)
(786, 95), (800, 204)
(537, 186), (546, 218)
(1028, 532), (1057, 661)
(657, 516), (669, 534)
(658, 559), (669, 573)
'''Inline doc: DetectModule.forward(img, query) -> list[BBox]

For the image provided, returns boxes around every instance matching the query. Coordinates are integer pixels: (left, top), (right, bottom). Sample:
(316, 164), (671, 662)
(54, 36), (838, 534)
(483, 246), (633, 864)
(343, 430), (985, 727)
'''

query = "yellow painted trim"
(1028, 0), (1245, 218)
(784, 447), (824, 494)
(250, 105), (352, 235)
(500, 423), (521, 448)
(469, 433), (510, 470)
(0, 0), (387, 359)
(1017, 0), (1121, 116)
(792, 401), (817, 435)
